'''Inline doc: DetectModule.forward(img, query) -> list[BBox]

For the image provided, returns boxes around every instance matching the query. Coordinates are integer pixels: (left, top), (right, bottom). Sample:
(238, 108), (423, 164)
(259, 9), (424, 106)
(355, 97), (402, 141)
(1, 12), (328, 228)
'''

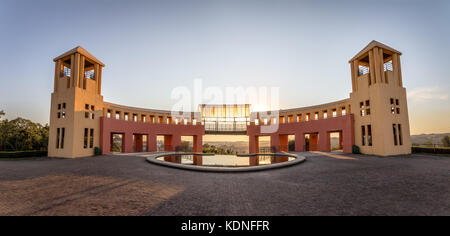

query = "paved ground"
(0, 152), (449, 216)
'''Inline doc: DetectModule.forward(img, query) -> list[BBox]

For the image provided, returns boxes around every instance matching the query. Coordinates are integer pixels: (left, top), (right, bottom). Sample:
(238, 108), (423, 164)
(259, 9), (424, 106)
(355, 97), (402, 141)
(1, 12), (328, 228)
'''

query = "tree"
(0, 117), (49, 151)
(202, 143), (236, 155)
(180, 141), (193, 152)
(0, 110), (4, 119)
(442, 136), (450, 147)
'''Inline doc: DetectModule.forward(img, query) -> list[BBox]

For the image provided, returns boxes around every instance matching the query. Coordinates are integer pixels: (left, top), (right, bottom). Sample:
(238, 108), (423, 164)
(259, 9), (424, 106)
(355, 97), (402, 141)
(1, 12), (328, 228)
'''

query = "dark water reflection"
(156, 155), (295, 167)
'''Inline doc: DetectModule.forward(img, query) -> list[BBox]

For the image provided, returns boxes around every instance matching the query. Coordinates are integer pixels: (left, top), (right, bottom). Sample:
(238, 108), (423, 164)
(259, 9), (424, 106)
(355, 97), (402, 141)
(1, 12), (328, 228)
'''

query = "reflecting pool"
(156, 154), (295, 167)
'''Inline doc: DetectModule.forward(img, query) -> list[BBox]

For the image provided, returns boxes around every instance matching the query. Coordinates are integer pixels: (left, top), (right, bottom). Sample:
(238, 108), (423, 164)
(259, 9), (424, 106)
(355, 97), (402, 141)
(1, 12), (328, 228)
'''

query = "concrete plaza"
(0, 152), (448, 216)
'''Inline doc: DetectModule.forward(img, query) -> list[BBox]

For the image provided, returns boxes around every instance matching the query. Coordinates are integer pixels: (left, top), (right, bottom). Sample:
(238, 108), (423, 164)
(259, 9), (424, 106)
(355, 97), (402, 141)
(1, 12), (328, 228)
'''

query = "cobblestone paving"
(0, 152), (448, 215)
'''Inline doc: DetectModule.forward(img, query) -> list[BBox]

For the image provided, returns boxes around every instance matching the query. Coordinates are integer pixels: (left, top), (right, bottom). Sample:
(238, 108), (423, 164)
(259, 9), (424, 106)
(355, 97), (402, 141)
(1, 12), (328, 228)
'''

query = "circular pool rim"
(145, 152), (306, 172)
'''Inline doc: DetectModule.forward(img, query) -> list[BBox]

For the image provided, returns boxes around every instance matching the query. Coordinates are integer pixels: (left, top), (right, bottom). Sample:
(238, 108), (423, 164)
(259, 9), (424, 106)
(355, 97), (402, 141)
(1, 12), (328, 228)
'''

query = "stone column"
(164, 135), (173, 151)
(270, 134), (279, 153)
(342, 115), (355, 153)
(368, 50), (375, 85)
(71, 54), (78, 87)
(249, 135), (259, 154)
(124, 132), (134, 153)
(342, 129), (352, 153)
(350, 61), (356, 92)
(94, 64), (100, 94)
(373, 47), (382, 84)
(318, 131), (330, 152)
(79, 56), (85, 89)
(309, 133), (319, 151)
(99, 66), (103, 94)
(54, 60), (61, 92)
(295, 132), (305, 152)
(392, 54), (403, 87)
(353, 60), (359, 90)
(398, 56), (403, 87)
(147, 134), (157, 152)
(99, 117), (108, 154)
(193, 135), (203, 153)
(279, 134), (288, 152)
(379, 48), (386, 83)
(171, 134), (182, 151)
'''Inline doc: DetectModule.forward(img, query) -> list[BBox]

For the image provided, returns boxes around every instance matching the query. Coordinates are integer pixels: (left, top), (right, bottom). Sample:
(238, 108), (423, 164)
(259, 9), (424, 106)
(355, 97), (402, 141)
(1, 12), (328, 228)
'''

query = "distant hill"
(203, 141), (251, 154)
(411, 133), (450, 146)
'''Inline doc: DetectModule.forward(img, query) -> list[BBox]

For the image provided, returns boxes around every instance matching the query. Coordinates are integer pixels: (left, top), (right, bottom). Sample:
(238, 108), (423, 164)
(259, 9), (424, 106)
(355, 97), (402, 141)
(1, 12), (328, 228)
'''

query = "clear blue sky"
(0, 0), (449, 134)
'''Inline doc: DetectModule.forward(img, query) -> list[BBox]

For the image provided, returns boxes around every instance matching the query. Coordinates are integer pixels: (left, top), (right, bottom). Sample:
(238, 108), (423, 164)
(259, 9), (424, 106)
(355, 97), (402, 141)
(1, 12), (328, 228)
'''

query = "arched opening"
(329, 131), (343, 152)
(133, 134), (147, 152)
(258, 136), (271, 153)
(110, 133), (124, 152)
(304, 133), (319, 151)
(180, 136), (194, 152)
(202, 135), (248, 155)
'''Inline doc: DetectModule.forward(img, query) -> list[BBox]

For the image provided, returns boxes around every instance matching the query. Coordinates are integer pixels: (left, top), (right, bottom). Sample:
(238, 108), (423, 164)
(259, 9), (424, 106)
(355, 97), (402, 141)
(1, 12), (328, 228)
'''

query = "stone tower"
(48, 46), (105, 158)
(349, 41), (411, 156)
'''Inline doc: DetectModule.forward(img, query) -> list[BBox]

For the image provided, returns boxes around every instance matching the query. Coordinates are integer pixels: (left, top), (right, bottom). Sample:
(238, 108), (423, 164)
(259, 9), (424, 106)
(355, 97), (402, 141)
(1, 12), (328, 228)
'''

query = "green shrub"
(0, 150), (47, 158)
(94, 147), (101, 155)
(352, 145), (360, 154)
(442, 136), (450, 147)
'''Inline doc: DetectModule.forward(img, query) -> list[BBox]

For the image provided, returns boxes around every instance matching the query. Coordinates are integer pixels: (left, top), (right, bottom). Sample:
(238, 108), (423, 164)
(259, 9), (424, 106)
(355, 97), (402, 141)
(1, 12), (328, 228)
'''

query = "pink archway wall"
(100, 117), (204, 154)
(247, 114), (355, 153)
(101, 114), (354, 155)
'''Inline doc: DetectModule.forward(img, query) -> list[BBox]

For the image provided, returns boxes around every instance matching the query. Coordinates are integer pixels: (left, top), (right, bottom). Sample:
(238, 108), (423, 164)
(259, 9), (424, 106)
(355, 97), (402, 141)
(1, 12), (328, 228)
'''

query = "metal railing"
(204, 120), (249, 133)
(258, 146), (279, 153)
(358, 66), (369, 76)
(175, 145), (193, 152)
(384, 61), (393, 71)
(85, 70), (95, 80)
(258, 147), (272, 153)
(62, 67), (71, 77)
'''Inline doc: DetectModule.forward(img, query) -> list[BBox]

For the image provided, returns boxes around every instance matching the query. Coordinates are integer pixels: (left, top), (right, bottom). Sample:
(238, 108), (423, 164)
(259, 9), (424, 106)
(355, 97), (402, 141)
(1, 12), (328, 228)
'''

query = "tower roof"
(53, 46), (105, 67)
(349, 40), (402, 62)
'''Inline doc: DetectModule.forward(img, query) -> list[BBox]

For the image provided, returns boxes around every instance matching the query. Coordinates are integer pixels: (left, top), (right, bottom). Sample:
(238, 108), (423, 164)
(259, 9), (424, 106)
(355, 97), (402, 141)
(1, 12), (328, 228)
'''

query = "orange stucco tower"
(48, 46), (105, 158)
(48, 46), (205, 158)
(349, 41), (411, 155)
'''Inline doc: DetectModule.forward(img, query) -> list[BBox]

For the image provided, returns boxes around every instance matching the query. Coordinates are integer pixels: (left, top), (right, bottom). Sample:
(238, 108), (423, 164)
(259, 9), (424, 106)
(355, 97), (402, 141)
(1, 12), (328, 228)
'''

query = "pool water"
(156, 154), (295, 167)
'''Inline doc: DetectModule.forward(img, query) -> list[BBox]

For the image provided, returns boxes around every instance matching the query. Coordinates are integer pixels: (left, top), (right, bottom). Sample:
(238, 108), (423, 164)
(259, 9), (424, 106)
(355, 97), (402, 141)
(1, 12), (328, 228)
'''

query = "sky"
(0, 0), (449, 135)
